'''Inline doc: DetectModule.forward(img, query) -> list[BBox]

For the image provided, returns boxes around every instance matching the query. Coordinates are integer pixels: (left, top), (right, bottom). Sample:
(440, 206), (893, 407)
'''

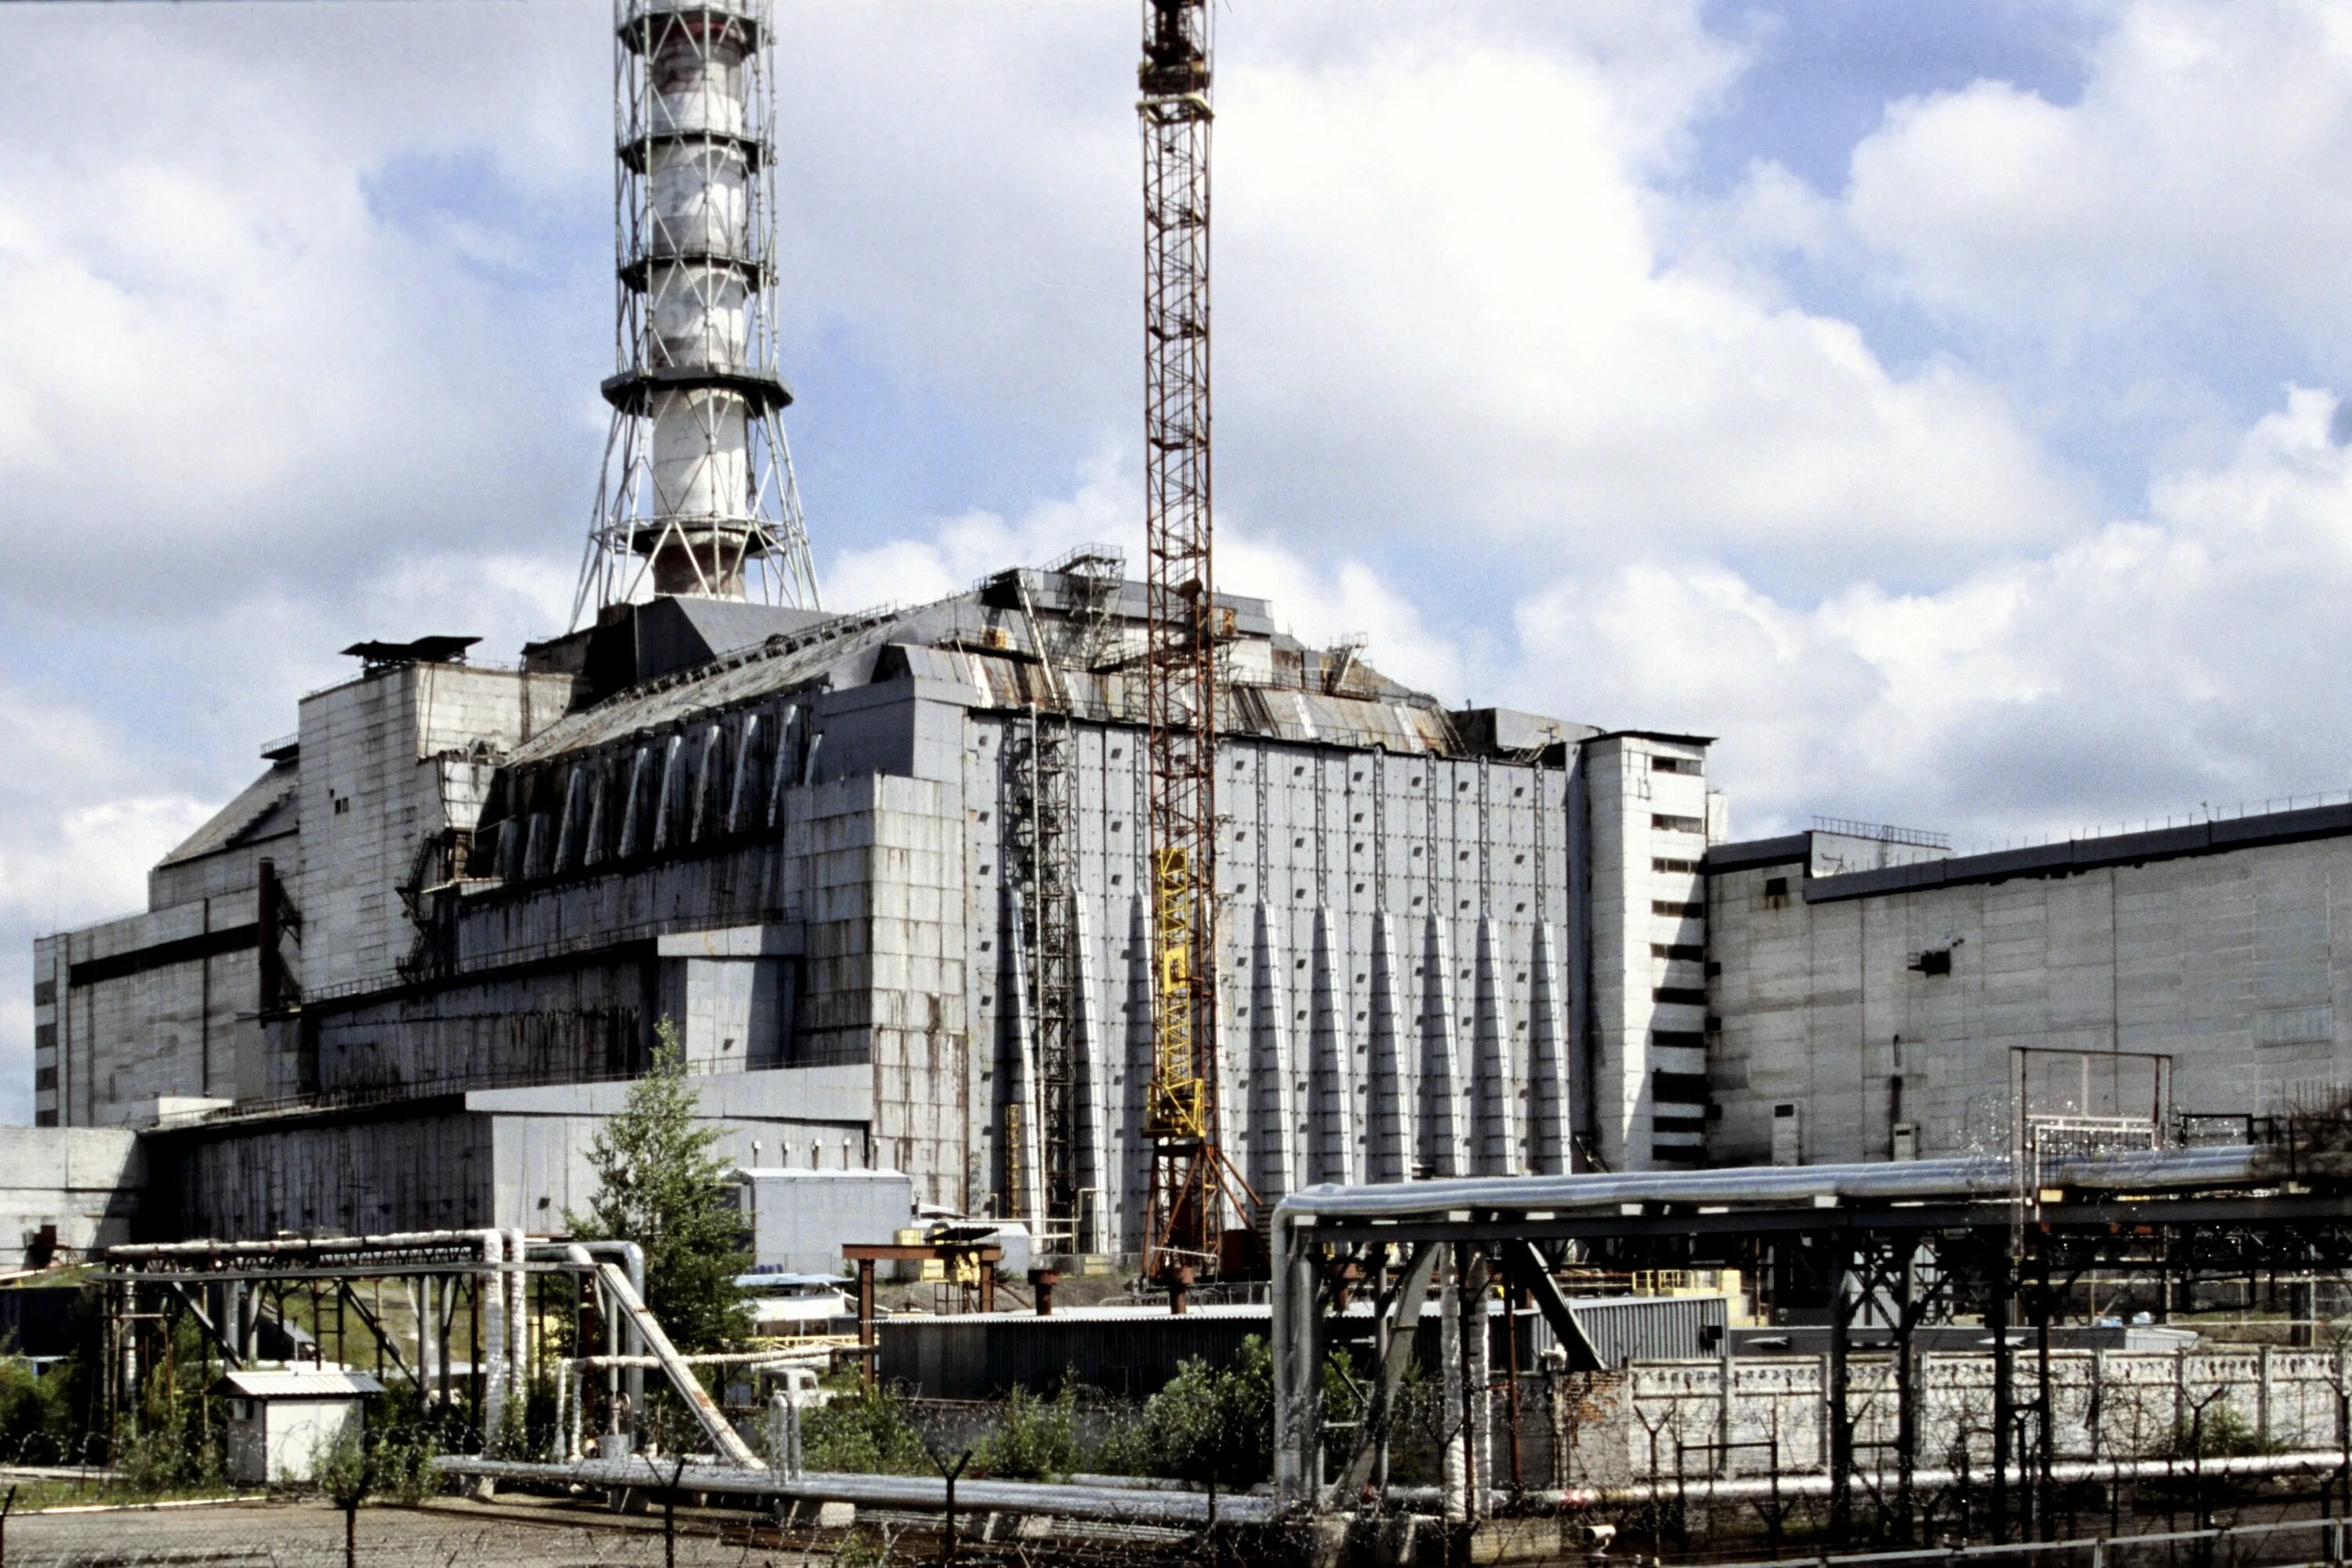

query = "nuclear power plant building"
(31, 572), (1723, 1254)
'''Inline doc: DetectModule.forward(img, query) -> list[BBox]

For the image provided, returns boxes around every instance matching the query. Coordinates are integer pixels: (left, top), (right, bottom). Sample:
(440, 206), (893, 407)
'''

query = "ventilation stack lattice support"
(575, 0), (821, 622)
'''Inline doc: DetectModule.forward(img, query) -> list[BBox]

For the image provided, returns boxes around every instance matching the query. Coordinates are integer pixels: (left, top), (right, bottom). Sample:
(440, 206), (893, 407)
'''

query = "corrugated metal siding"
(877, 1294), (1713, 1398)
(879, 1310), (1265, 1399)
(1571, 1294), (1727, 1366)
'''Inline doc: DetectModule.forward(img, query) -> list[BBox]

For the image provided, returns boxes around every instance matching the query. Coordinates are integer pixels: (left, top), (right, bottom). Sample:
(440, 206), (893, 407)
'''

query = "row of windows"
(1652, 898), (1704, 918)
(1650, 942), (1704, 962)
(1653, 857), (1701, 874)
(1650, 813), (1705, 834)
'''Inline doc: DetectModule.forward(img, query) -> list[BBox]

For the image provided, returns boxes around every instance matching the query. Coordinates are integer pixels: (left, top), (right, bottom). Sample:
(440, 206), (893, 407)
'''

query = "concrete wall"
(1708, 826), (2352, 1166)
(965, 717), (1581, 1247)
(1579, 735), (1715, 1171)
(295, 662), (571, 998)
(0, 1128), (142, 1268)
(34, 902), (259, 1129)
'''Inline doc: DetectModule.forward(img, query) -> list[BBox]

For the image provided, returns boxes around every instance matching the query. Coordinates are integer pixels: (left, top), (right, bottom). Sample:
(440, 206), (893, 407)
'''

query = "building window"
(1653, 857), (1700, 874)
(1762, 875), (1789, 908)
(1653, 1069), (1709, 1104)
(1653, 985), (1708, 1006)
(1651, 814), (1704, 834)
(1650, 943), (1705, 961)
(32, 980), (53, 1007)
(1652, 1029), (1705, 1048)
(1651, 756), (1696, 775)
(1652, 898), (1704, 918)
(34, 1111), (55, 1128)
(1909, 947), (1953, 977)
(34, 1066), (56, 1091)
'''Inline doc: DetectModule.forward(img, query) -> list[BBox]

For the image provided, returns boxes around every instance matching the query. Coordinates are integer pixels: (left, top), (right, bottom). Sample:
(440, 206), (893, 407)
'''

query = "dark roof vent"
(340, 635), (480, 671)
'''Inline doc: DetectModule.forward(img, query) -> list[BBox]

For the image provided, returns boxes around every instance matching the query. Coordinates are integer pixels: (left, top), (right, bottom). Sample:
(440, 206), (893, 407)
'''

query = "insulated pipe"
(1279, 1144), (2275, 1225)
(530, 1240), (646, 1421)
(1592, 1447), (2352, 1505)
(503, 1229), (529, 1405)
(473, 1229), (506, 1447)
(108, 1229), (512, 1261)
(436, 1456), (1280, 1526)
(561, 1246), (763, 1469)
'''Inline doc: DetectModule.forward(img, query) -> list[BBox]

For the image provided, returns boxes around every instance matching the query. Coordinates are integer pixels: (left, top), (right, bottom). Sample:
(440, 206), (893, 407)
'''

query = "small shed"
(215, 1367), (383, 1485)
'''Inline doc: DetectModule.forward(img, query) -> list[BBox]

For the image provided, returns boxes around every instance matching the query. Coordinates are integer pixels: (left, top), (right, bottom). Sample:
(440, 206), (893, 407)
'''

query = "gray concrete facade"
(39, 581), (1722, 1254)
(1707, 811), (2352, 1167)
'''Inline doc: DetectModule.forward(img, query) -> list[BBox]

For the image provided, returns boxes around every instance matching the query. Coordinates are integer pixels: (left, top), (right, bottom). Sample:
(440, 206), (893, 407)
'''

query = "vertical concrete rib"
(1120, 891), (1156, 1254)
(1534, 926), (1571, 1171)
(1530, 920), (1570, 1173)
(1247, 902), (1298, 1204)
(1071, 895), (1111, 1253)
(1472, 916), (1517, 1175)
(1367, 912), (1410, 1183)
(1308, 905), (1357, 1186)
(1419, 913), (1466, 1178)
(1000, 887), (1043, 1229)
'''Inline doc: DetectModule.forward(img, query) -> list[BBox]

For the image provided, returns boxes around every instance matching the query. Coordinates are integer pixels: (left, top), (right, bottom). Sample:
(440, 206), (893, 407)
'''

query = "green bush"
(803, 1385), (929, 1475)
(2169, 1403), (2276, 1460)
(309, 1416), (442, 1506)
(0, 1360), (76, 1457)
(1094, 1335), (1274, 1490)
(977, 1383), (1077, 1480)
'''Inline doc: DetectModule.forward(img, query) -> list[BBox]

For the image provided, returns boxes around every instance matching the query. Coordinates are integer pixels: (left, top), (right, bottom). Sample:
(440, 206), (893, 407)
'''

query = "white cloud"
(1844, 0), (2352, 346)
(1508, 388), (2352, 840)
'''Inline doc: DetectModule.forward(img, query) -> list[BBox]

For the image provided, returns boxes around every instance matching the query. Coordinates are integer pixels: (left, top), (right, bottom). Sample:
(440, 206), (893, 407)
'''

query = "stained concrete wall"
(34, 903), (259, 1129)
(0, 1128), (142, 1267)
(964, 717), (1584, 1249)
(154, 1066), (869, 1238)
(1708, 826), (2352, 1165)
(295, 662), (571, 998)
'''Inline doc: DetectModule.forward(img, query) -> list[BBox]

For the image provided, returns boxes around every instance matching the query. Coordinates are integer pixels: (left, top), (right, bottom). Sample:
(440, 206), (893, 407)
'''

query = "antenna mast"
(1138, 0), (1227, 1281)
(575, 0), (822, 624)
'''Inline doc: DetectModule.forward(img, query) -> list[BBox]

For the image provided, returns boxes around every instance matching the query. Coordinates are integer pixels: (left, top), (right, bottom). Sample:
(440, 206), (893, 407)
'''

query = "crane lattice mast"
(1138, 0), (1226, 1281)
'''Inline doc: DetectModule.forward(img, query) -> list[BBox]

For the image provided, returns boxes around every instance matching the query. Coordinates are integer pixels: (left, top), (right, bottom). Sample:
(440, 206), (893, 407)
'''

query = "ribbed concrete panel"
(997, 885), (1042, 1230)
(1247, 902), (1298, 1203)
(1307, 906), (1356, 1186)
(1071, 895), (1112, 1253)
(1529, 921), (1570, 1174)
(1417, 914), (1466, 1178)
(1472, 916), (1516, 1175)
(1367, 913), (1410, 1183)
(1120, 891), (1155, 1254)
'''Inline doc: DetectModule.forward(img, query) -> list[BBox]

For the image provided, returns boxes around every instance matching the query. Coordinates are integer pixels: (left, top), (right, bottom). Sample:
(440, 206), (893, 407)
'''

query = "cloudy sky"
(5, 0), (2352, 1118)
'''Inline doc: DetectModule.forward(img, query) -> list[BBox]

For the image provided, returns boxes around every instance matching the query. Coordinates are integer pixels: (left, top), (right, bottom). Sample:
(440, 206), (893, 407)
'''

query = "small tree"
(567, 1020), (752, 1352)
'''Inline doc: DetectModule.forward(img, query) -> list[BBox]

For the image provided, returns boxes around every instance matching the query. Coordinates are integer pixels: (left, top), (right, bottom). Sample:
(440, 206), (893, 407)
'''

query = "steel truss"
(1138, 0), (1229, 1284)
(575, 0), (820, 622)
(1269, 1151), (2352, 1543)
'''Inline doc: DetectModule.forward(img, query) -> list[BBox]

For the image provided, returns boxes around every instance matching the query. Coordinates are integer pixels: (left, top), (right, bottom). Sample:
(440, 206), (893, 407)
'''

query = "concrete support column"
(1307, 906), (1357, 1186)
(1471, 916), (1516, 1175)
(1367, 913), (1410, 1183)
(1418, 916), (1466, 1178)
(1072, 897), (1112, 1254)
(1247, 902), (1298, 1203)
(1529, 921), (1570, 1173)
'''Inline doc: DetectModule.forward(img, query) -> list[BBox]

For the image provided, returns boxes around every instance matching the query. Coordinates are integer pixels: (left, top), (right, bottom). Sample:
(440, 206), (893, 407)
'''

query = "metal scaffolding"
(575, 0), (821, 622)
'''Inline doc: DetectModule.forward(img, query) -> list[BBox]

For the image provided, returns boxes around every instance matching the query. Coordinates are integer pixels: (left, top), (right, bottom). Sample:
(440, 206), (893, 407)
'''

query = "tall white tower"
(575, 0), (822, 622)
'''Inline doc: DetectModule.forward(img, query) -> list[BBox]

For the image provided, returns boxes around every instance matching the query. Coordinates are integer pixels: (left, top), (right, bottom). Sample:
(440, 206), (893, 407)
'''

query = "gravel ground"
(0, 1496), (841, 1568)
